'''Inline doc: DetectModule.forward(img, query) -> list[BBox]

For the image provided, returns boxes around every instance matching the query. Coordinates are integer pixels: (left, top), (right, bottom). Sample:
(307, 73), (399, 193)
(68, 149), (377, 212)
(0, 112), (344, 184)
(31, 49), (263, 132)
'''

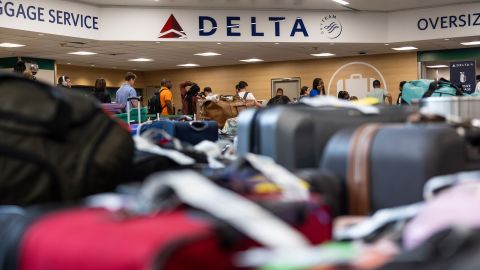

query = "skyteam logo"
(320, 14), (343, 39)
(159, 14), (187, 39)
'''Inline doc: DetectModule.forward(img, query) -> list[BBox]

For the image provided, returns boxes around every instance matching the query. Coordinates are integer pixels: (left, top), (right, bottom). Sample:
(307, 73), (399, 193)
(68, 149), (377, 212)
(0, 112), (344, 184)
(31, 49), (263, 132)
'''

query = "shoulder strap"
(159, 89), (168, 110)
(346, 123), (382, 215)
(243, 92), (249, 100)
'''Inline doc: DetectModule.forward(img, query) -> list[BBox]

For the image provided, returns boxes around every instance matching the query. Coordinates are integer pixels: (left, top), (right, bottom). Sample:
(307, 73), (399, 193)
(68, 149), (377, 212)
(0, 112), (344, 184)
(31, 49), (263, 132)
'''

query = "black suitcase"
(237, 103), (414, 170)
(320, 123), (480, 215)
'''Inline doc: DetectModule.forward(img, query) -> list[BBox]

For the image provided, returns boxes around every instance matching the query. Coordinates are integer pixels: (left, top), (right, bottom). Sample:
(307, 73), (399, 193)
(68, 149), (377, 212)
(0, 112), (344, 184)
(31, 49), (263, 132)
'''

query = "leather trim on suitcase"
(347, 124), (382, 215)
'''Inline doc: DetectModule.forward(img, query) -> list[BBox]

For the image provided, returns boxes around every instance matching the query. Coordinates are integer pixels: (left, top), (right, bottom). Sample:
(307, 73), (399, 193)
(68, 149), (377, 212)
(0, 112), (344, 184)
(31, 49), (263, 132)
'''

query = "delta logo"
(159, 14), (187, 39)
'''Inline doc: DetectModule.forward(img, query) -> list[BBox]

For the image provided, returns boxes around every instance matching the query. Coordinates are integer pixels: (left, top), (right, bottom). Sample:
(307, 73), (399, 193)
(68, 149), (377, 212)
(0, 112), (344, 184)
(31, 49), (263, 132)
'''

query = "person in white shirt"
(203, 86), (218, 101)
(367, 80), (392, 105)
(236, 81), (262, 107)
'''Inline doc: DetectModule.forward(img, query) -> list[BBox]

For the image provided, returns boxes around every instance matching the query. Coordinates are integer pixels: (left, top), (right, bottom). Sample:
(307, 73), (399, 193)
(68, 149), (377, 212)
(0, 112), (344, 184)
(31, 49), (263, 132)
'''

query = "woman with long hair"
(92, 78), (111, 103)
(310, 78), (326, 97)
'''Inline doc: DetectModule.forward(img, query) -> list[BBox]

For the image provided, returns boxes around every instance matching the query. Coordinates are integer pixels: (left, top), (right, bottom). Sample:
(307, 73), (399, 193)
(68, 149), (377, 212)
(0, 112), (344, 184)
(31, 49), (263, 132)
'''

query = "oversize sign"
(450, 61), (476, 94)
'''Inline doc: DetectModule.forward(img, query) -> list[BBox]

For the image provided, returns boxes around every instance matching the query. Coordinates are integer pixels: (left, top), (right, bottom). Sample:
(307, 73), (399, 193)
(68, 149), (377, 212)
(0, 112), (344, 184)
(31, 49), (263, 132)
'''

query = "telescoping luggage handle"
(301, 96), (380, 115)
(127, 96), (142, 126)
(139, 170), (310, 250)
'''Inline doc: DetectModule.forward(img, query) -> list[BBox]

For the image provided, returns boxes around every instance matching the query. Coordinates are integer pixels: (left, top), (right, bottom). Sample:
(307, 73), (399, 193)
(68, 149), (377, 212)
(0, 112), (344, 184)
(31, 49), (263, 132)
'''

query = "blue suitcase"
(139, 120), (218, 145)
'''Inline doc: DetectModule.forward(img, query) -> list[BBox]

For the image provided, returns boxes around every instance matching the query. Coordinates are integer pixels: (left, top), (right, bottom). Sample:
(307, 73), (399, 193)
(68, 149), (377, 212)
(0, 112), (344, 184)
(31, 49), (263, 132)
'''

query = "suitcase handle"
(189, 121), (208, 132)
(126, 96), (142, 125)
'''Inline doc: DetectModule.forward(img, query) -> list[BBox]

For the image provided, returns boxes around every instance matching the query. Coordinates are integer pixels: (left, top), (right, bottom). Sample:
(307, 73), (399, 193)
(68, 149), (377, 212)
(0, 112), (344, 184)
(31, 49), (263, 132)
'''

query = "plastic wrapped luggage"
(139, 120), (218, 145)
(320, 123), (479, 215)
(237, 97), (414, 170)
(0, 74), (134, 205)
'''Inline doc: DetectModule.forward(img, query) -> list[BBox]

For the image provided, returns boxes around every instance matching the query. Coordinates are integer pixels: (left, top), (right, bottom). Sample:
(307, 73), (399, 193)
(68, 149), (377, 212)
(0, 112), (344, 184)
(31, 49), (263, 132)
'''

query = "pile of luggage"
(2, 73), (480, 270)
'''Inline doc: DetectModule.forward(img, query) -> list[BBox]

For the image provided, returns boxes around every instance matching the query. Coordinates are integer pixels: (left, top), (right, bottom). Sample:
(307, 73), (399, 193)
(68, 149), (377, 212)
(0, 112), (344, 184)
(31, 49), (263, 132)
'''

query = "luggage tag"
(134, 136), (195, 166)
(245, 154), (310, 202)
(140, 170), (310, 250)
(301, 96), (380, 115)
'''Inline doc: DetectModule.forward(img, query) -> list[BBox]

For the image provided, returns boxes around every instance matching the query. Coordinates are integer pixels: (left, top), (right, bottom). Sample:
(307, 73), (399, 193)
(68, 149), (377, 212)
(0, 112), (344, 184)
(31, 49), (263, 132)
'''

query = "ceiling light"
(155, 41), (161, 44)
(444, 38), (450, 41)
(384, 43), (390, 45)
(194, 52), (222, 56)
(274, 42), (280, 45)
(426, 65), (449, 69)
(67, 63), (71, 65)
(177, 63), (200, 67)
(90, 64), (95, 67)
(38, 33), (44, 36)
(240, 58), (264, 63)
(332, 0), (350, 5)
(461, 41), (480, 46)
(311, 53), (335, 57)
(217, 43), (222, 45)
(392, 46), (418, 51)
(68, 51), (97, 55)
(0, 43), (25, 48)
(128, 58), (154, 62)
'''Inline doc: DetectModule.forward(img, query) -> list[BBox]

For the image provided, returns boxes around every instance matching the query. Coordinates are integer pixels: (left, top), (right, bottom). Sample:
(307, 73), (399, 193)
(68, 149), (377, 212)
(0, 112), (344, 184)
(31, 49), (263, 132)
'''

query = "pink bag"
(403, 183), (480, 250)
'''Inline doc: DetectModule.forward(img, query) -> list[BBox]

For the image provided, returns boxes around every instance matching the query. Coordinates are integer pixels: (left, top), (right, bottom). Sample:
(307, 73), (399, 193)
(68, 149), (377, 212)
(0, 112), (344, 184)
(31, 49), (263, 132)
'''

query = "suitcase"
(320, 123), (477, 215)
(237, 99), (414, 170)
(101, 103), (125, 114)
(139, 120), (218, 145)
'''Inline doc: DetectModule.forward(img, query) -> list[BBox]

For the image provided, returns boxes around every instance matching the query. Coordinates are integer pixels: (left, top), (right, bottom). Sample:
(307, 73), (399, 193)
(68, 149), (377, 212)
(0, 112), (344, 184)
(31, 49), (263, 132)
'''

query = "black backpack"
(0, 73), (134, 205)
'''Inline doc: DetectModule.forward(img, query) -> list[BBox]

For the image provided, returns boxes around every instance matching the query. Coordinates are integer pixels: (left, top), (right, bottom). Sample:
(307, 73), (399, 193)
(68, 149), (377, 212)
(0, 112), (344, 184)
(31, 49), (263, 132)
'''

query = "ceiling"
(1, 28), (480, 71)
(68, 0), (480, 11)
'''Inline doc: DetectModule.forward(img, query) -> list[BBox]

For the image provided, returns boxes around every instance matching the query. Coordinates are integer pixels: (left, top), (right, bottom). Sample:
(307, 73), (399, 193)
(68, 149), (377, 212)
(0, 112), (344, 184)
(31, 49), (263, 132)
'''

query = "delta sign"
(158, 14), (343, 40)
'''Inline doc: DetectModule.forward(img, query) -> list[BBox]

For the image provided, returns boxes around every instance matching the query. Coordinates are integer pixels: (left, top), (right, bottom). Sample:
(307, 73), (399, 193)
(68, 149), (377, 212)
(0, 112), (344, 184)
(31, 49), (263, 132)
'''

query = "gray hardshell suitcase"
(237, 103), (413, 170)
(320, 123), (480, 215)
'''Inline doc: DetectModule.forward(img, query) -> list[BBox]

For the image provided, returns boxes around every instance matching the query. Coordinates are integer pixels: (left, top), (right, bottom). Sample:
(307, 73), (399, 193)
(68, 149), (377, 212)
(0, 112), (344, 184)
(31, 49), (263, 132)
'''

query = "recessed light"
(217, 42), (222, 45)
(67, 63), (71, 65)
(426, 65), (449, 69)
(90, 64), (95, 67)
(392, 46), (418, 51)
(274, 42), (280, 45)
(0, 43), (25, 48)
(461, 41), (480, 46)
(68, 51), (97, 55)
(155, 41), (161, 44)
(177, 63), (200, 67)
(311, 53), (336, 57)
(128, 58), (154, 62)
(194, 52), (222, 56)
(384, 43), (390, 45)
(240, 58), (264, 63)
(444, 38), (450, 41)
(332, 0), (349, 5)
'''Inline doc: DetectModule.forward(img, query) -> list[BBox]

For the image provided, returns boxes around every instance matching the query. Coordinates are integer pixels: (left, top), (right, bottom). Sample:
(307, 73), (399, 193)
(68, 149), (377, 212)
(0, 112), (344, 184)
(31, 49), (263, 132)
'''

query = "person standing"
(159, 79), (174, 115)
(92, 78), (111, 103)
(57, 75), (72, 88)
(299, 86), (310, 101)
(267, 88), (291, 105)
(237, 81), (262, 107)
(397, 81), (407, 105)
(148, 90), (161, 114)
(115, 72), (138, 109)
(367, 80), (392, 104)
(310, 78), (326, 97)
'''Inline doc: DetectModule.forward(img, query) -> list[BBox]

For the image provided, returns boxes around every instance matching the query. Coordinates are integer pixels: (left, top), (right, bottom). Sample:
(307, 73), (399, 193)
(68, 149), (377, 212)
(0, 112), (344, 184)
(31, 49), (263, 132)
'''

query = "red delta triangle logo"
(159, 14), (187, 39)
